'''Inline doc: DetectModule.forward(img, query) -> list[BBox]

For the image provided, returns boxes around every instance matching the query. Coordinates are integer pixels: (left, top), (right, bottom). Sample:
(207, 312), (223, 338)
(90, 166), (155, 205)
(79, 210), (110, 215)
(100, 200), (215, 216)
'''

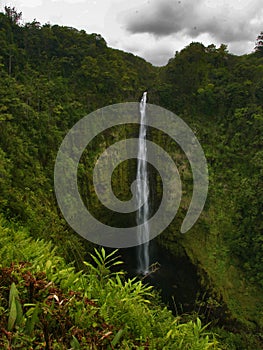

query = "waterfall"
(136, 91), (150, 275)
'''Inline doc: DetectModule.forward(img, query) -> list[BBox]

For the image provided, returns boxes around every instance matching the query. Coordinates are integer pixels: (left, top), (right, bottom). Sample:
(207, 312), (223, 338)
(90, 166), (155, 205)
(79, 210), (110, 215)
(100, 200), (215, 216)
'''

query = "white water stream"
(136, 92), (150, 274)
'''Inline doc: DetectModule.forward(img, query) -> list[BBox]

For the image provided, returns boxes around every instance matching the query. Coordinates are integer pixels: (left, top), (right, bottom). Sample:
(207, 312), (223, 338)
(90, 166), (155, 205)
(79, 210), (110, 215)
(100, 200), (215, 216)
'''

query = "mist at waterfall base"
(136, 92), (150, 275)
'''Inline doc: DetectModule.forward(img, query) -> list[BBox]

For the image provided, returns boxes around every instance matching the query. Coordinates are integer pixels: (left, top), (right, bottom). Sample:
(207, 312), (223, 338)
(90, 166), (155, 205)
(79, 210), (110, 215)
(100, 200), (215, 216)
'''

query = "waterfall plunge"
(136, 92), (150, 275)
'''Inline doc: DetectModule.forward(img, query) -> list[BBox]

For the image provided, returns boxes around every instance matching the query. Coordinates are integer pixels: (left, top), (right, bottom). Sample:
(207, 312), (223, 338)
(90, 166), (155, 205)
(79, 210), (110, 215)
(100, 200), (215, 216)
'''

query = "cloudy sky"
(1, 0), (263, 65)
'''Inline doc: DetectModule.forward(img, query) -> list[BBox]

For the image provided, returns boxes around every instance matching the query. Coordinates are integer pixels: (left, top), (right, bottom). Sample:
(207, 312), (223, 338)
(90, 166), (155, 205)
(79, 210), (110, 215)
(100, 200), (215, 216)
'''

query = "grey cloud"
(186, 17), (253, 42)
(143, 46), (174, 66)
(125, 0), (192, 36)
(124, 0), (263, 44)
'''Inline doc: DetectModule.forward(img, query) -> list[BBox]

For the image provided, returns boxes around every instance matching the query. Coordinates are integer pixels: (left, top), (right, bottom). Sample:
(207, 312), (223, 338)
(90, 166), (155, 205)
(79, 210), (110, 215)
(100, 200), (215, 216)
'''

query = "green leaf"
(104, 249), (119, 260)
(101, 247), (106, 260)
(89, 252), (102, 267)
(7, 283), (23, 330)
(111, 329), (124, 346)
(25, 304), (39, 336)
(8, 296), (17, 331)
(70, 335), (81, 350)
(8, 282), (18, 308)
(15, 297), (23, 326)
(45, 260), (52, 269)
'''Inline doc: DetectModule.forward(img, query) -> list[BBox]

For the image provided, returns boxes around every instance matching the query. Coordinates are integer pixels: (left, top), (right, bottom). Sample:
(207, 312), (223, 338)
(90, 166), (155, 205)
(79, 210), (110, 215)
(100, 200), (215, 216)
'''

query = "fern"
(0, 218), (221, 349)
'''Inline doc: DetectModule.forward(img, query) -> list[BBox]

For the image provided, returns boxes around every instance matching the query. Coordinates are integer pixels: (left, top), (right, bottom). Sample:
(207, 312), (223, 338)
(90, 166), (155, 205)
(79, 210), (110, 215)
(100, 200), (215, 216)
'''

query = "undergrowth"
(0, 216), (221, 349)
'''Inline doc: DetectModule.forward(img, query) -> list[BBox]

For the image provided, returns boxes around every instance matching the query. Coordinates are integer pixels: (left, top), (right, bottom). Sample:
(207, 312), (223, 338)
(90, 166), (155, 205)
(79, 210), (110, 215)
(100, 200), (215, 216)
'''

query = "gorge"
(0, 8), (262, 348)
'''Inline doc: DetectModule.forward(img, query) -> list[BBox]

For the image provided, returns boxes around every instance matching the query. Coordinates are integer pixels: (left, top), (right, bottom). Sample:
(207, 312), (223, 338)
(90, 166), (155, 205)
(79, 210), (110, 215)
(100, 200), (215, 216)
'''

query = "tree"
(254, 31), (263, 56)
(4, 6), (22, 24)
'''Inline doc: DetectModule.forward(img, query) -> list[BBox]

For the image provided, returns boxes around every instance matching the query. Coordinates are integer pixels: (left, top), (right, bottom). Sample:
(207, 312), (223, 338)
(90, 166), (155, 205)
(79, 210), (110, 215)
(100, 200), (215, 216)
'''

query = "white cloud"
(3, 0), (42, 8)
(51, 0), (87, 3)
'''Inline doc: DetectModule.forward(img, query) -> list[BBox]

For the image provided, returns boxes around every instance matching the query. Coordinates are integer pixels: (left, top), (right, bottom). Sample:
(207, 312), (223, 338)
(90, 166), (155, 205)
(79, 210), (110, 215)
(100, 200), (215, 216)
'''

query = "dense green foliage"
(156, 42), (263, 288)
(0, 216), (220, 349)
(0, 7), (262, 348)
(154, 42), (263, 332)
(0, 7), (155, 262)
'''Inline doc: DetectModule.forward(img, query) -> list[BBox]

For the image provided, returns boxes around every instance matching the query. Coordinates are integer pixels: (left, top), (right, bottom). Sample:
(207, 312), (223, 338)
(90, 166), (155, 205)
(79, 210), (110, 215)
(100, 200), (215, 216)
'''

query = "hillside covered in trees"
(0, 7), (262, 349)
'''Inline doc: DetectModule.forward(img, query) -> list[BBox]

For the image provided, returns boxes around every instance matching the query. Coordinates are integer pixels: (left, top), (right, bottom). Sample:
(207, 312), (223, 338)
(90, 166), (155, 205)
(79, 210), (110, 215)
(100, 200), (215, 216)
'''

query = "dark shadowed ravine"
(119, 241), (201, 314)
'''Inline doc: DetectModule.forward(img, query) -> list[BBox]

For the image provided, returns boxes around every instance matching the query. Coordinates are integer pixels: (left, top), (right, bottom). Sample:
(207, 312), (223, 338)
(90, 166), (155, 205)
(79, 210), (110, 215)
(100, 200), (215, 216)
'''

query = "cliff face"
(153, 43), (263, 329)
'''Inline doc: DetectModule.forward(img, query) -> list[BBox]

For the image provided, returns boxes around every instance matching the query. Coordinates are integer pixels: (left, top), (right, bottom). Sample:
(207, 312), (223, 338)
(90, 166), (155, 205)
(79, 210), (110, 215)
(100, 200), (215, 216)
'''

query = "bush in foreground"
(0, 217), (220, 349)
